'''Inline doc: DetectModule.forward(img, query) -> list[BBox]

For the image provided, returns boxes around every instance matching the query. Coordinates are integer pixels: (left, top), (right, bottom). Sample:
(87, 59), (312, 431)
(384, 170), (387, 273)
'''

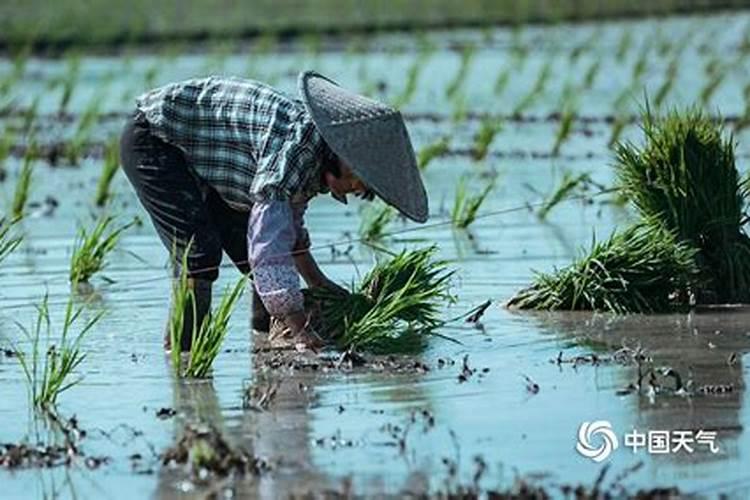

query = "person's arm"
(248, 200), (308, 332)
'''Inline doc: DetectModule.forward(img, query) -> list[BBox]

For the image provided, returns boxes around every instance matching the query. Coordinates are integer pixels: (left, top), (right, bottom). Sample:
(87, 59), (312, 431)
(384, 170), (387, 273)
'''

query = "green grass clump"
(94, 137), (120, 206)
(616, 107), (750, 303)
(508, 224), (700, 313)
(69, 215), (134, 285)
(452, 177), (494, 229)
(307, 247), (454, 353)
(11, 146), (34, 219)
(12, 295), (103, 410)
(0, 216), (22, 264)
(418, 136), (450, 170)
(359, 204), (394, 243)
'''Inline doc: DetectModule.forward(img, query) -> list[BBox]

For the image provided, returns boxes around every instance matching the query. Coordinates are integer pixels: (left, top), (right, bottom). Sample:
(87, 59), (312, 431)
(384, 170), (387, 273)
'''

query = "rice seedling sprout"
(95, 137), (121, 207)
(69, 215), (135, 285)
(11, 144), (34, 219)
(418, 136), (450, 170)
(12, 294), (103, 410)
(0, 216), (22, 264)
(451, 177), (495, 229)
(472, 117), (502, 161)
(359, 204), (394, 243)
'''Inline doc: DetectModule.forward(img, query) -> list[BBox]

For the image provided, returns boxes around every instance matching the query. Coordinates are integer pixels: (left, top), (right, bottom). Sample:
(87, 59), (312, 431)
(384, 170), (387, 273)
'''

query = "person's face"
(324, 157), (372, 204)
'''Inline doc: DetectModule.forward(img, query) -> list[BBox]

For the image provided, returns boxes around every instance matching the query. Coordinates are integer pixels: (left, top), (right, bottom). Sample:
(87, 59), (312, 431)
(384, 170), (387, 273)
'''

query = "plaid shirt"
(136, 75), (331, 210)
(136, 76), (333, 318)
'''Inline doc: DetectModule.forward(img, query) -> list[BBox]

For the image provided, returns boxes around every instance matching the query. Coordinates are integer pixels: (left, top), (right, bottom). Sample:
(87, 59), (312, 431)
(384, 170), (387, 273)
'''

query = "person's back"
(136, 76), (327, 210)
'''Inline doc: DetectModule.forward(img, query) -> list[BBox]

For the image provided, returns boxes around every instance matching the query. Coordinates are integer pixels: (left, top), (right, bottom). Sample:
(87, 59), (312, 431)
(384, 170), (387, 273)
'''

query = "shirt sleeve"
(248, 200), (306, 317)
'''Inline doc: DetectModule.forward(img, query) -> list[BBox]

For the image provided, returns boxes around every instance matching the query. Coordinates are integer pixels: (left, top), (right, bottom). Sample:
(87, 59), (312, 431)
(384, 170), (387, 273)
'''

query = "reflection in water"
(518, 308), (750, 467)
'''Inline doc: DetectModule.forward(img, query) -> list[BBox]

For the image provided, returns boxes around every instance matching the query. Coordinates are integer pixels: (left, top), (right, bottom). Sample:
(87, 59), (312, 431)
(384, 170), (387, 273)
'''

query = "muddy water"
(2, 10), (750, 499)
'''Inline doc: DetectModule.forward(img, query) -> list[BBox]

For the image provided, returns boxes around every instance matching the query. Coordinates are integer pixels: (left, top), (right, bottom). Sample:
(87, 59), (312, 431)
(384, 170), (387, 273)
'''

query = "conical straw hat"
(298, 71), (428, 223)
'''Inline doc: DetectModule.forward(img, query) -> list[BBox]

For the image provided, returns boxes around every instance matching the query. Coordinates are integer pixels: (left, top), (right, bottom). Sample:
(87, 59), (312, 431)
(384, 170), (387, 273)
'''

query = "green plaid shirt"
(135, 75), (331, 210)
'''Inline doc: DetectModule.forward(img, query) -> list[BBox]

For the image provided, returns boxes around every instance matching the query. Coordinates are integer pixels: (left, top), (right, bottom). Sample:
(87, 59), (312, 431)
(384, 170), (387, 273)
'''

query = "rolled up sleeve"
(248, 200), (306, 317)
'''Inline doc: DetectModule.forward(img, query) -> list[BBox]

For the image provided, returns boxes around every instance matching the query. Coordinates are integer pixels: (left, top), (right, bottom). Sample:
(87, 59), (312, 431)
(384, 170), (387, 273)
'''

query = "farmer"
(119, 71), (428, 351)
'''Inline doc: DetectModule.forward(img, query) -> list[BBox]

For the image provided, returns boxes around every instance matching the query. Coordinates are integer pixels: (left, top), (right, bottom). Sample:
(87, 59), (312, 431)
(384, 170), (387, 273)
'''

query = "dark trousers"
(119, 111), (270, 330)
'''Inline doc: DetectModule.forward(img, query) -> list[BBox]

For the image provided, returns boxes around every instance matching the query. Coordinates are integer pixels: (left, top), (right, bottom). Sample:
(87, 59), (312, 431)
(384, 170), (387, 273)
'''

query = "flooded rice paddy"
(2, 10), (750, 498)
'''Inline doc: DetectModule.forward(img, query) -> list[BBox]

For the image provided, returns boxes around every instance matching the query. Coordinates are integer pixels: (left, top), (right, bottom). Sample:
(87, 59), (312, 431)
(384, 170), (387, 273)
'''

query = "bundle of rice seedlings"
(69, 215), (134, 285)
(615, 107), (750, 303)
(0, 216), (22, 264)
(12, 294), (103, 410)
(507, 223), (700, 314)
(306, 247), (454, 353)
(551, 102), (577, 156)
(452, 177), (495, 229)
(359, 204), (394, 243)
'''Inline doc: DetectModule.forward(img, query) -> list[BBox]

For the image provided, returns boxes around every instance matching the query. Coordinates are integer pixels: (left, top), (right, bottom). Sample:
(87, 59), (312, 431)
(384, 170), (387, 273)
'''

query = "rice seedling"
(537, 171), (592, 220)
(65, 94), (103, 164)
(493, 62), (513, 96)
(513, 59), (551, 116)
(699, 68), (726, 108)
(582, 58), (601, 90)
(392, 56), (423, 108)
(569, 29), (599, 63)
(653, 57), (679, 109)
(615, 106), (750, 303)
(507, 223), (700, 313)
(167, 244), (246, 377)
(0, 128), (14, 181)
(12, 294), (103, 410)
(418, 136), (450, 170)
(184, 278), (245, 378)
(22, 95), (40, 135)
(631, 43), (650, 82)
(306, 247), (454, 353)
(0, 216), (22, 264)
(608, 114), (629, 149)
(69, 215), (135, 285)
(616, 29), (633, 62)
(552, 101), (577, 156)
(451, 177), (495, 229)
(359, 204), (394, 243)
(472, 117), (502, 161)
(451, 93), (468, 123)
(57, 54), (81, 114)
(94, 137), (120, 207)
(12, 144), (34, 219)
(445, 45), (475, 99)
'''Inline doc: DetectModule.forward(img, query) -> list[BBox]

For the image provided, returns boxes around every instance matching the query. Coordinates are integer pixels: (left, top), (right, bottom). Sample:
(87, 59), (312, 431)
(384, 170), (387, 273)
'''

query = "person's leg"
(119, 112), (221, 350)
(205, 189), (271, 333)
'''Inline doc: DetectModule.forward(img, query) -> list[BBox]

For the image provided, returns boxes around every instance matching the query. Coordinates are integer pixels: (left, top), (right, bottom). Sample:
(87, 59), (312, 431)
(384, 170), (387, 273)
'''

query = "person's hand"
(318, 277), (349, 297)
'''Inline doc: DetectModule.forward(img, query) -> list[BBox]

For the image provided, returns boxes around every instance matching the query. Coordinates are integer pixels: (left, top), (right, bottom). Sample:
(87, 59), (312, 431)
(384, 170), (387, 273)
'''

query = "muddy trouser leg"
(205, 190), (271, 333)
(119, 112), (220, 351)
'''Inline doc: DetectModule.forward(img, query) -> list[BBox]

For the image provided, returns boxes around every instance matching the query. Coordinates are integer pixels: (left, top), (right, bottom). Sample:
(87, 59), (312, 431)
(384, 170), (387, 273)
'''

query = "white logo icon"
(576, 420), (619, 462)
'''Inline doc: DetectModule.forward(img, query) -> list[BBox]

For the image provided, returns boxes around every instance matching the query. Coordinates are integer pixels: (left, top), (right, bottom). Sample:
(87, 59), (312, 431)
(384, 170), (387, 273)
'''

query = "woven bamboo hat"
(298, 70), (428, 223)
